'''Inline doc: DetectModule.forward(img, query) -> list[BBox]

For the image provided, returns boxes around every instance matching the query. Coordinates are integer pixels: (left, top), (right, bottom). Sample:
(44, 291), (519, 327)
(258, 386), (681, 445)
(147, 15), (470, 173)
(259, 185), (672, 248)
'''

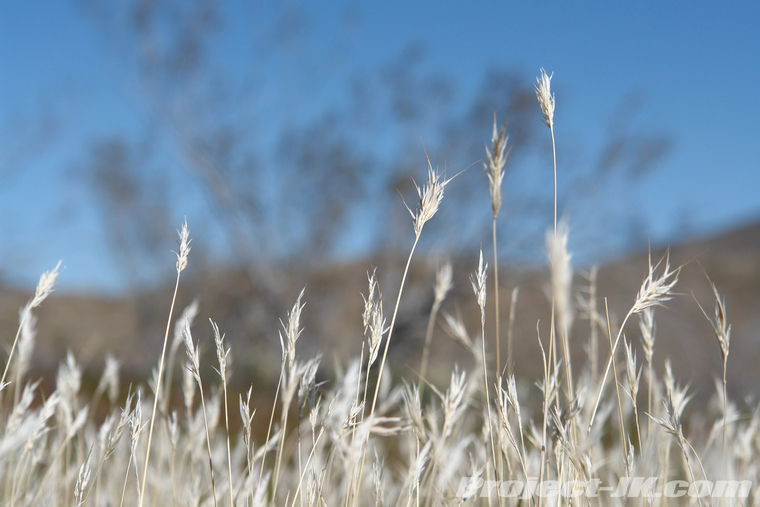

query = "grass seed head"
(639, 308), (656, 364)
(101, 394), (133, 460)
(439, 366), (468, 438)
(505, 374), (521, 419)
(441, 311), (475, 354)
(182, 319), (201, 382)
(7, 380), (41, 434)
(402, 383), (425, 439)
(648, 384), (692, 449)
(632, 251), (680, 314)
(74, 451), (92, 507)
(210, 319), (230, 381)
(701, 281), (731, 362)
(129, 391), (143, 451)
(30, 260), (62, 309)
(535, 68), (555, 129)
(434, 261), (454, 306)
(174, 218), (191, 273)
(240, 386), (255, 447)
(623, 338), (642, 402)
(362, 271), (387, 367)
(298, 354), (321, 413)
(470, 249), (488, 313)
(484, 114), (510, 217)
(362, 269), (378, 333)
(56, 350), (82, 408)
(281, 287), (306, 370)
(404, 154), (457, 238)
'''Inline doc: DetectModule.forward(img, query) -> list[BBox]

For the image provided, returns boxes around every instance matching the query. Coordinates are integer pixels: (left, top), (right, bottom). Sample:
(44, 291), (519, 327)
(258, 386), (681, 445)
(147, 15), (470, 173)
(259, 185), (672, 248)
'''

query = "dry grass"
(0, 69), (756, 507)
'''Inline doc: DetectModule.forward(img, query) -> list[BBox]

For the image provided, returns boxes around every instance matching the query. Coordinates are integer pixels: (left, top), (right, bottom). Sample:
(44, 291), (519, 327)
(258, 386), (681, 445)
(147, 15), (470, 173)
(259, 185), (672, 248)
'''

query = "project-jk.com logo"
(455, 477), (752, 500)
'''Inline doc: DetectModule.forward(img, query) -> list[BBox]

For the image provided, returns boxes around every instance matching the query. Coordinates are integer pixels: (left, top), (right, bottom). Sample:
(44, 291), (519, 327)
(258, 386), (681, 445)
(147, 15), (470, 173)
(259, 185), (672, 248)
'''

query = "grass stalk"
(138, 270), (181, 506)
(604, 299), (629, 470)
(198, 382), (220, 507)
(536, 322), (550, 507)
(493, 218), (501, 374)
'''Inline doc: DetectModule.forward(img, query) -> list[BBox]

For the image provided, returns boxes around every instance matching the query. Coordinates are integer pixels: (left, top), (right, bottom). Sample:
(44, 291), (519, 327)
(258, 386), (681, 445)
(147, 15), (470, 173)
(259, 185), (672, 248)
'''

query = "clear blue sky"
(1, 1), (759, 292)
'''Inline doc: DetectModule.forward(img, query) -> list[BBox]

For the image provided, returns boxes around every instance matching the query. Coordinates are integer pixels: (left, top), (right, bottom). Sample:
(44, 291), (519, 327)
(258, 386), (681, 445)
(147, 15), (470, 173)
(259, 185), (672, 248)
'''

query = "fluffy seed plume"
(648, 386), (691, 449)
(504, 374), (521, 419)
(535, 68), (555, 129)
(182, 319), (201, 382)
(129, 391), (144, 453)
(362, 269), (378, 334)
(701, 282), (731, 363)
(623, 338), (642, 403)
(694, 277), (732, 452)
(638, 308), (656, 364)
(362, 271), (387, 367)
(211, 319), (230, 380)
(470, 250), (488, 313)
(74, 451), (92, 507)
(441, 311), (475, 354)
(434, 261), (454, 306)
(428, 366), (468, 440)
(30, 260), (62, 309)
(174, 218), (191, 273)
(1, 260), (62, 415)
(101, 393), (133, 461)
(57, 350), (82, 407)
(239, 386), (255, 448)
(279, 287), (306, 370)
(403, 154), (457, 238)
(632, 252), (680, 314)
(484, 115), (510, 217)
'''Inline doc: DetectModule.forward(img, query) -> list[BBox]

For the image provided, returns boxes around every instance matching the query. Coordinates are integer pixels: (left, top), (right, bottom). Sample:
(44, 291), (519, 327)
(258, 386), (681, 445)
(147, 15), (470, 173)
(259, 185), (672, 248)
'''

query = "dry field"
(0, 70), (757, 506)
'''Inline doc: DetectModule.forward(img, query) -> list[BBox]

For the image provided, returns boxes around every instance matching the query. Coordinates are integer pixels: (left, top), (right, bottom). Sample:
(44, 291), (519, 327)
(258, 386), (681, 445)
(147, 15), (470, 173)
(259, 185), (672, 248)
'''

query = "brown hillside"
(3, 221), (759, 404)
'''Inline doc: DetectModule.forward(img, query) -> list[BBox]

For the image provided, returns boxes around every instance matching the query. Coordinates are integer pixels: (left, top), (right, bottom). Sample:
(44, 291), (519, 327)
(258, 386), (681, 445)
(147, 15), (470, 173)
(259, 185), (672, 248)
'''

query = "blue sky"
(1, 1), (759, 293)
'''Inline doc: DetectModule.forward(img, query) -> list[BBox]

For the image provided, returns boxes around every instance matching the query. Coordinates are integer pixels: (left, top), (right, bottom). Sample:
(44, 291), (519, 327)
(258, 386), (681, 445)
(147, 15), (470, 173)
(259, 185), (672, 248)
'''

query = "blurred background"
(1, 1), (759, 405)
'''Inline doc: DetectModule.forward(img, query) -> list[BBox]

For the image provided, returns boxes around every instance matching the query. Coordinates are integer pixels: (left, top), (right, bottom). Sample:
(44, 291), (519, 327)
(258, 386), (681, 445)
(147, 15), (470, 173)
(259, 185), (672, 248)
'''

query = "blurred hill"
(3, 220), (759, 405)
